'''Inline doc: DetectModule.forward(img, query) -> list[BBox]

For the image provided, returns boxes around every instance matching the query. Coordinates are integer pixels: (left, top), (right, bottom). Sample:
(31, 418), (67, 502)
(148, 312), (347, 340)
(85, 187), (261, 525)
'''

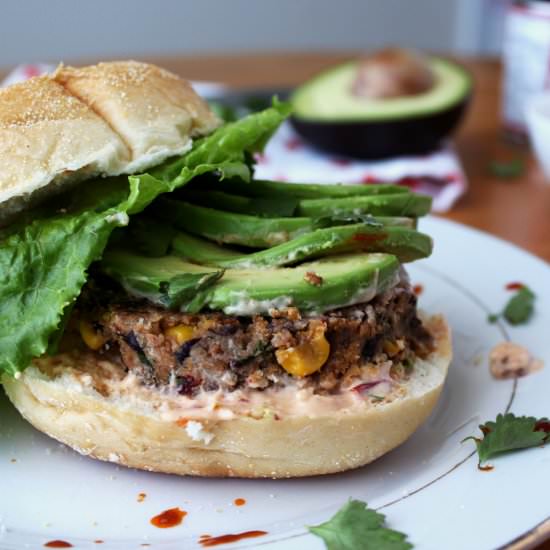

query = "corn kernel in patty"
(166, 324), (196, 345)
(79, 320), (105, 351)
(275, 324), (330, 377)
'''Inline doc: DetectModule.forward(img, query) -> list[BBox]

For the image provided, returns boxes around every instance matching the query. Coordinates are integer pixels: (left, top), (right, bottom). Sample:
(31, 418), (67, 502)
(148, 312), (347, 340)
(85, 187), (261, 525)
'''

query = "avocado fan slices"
(102, 180), (432, 314)
(171, 224), (432, 267)
(101, 250), (400, 314)
(177, 184), (429, 219)
(193, 177), (408, 199)
(150, 195), (427, 248)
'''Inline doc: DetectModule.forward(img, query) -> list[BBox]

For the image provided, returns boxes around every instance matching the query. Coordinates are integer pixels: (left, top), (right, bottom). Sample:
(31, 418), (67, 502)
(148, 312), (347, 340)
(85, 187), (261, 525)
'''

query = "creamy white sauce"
(32, 353), (408, 424)
(222, 293), (293, 315)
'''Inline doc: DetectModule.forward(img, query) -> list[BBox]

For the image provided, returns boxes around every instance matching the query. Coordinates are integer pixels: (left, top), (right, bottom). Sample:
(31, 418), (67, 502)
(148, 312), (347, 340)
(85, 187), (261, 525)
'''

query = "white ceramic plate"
(1, 217), (549, 550)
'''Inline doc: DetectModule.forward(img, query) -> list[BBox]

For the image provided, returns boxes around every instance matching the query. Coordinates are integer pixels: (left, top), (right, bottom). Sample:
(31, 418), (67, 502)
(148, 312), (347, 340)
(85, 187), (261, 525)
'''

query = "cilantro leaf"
(503, 286), (535, 325)
(463, 413), (549, 466)
(487, 313), (499, 324)
(488, 286), (536, 326)
(309, 500), (413, 550)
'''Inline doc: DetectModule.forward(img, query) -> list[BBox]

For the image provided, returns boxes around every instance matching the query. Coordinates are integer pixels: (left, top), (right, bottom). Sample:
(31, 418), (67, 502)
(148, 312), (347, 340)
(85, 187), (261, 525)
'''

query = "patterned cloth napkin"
(3, 64), (467, 212)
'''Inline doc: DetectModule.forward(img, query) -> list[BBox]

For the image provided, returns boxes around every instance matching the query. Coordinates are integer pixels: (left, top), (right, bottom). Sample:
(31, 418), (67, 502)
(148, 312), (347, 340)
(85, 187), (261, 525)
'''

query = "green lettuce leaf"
(309, 500), (413, 550)
(0, 102), (290, 376)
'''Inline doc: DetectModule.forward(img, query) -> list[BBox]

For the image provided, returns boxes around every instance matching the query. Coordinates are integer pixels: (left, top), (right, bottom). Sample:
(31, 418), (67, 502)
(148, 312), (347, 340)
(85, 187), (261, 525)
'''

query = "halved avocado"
(290, 56), (471, 159)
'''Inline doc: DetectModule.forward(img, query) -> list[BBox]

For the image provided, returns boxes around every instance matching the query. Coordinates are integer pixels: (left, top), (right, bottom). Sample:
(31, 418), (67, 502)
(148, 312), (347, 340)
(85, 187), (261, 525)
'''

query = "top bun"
(0, 61), (221, 222)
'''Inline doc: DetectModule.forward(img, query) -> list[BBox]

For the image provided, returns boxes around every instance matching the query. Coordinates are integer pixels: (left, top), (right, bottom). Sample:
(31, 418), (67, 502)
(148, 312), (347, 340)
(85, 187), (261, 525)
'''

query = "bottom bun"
(3, 315), (451, 478)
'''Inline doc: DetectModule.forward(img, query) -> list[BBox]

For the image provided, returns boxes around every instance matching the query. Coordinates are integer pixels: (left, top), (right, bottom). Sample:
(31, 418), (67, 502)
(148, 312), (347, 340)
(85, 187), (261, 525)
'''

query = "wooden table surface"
(2, 53), (549, 549)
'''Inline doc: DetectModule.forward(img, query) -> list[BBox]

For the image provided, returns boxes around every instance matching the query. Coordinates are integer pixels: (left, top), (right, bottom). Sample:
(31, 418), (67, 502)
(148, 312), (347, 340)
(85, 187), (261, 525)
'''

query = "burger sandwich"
(0, 61), (451, 478)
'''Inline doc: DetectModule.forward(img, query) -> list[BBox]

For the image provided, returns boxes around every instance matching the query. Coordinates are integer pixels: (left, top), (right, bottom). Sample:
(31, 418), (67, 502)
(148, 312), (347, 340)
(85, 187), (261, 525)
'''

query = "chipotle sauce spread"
(233, 498), (246, 506)
(150, 507), (187, 528)
(199, 531), (267, 547)
(44, 542), (73, 549)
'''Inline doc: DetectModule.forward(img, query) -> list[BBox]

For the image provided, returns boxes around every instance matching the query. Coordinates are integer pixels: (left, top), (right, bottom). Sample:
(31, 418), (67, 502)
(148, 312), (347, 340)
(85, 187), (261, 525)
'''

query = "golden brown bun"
(0, 61), (220, 222)
(2, 316), (451, 479)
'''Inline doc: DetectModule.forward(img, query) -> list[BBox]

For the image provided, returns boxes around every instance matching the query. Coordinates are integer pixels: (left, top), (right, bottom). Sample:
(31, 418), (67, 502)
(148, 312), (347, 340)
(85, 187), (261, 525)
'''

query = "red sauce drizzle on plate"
(506, 282), (524, 291)
(44, 542), (73, 549)
(150, 507), (187, 528)
(233, 498), (246, 507)
(199, 531), (267, 547)
(94, 541), (104, 545)
(413, 284), (424, 296)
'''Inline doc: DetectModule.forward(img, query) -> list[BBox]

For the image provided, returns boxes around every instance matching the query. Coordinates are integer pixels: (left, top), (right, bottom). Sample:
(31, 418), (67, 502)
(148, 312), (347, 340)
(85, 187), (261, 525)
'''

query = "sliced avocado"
(123, 218), (176, 257)
(171, 232), (244, 265)
(151, 197), (424, 248)
(101, 250), (400, 314)
(172, 223), (431, 267)
(320, 213), (417, 229)
(182, 188), (420, 218)
(150, 196), (425, 248)
(298, 193), (431, 218)
(290, 57), (471, 159)
(101, 250), (224, 310)
(195, 178), (408, 199)
(181, 189), (299, 217)
(170, 231), (253, 266)
(151, 198), (316, 247)
(208, 253), (400, 314)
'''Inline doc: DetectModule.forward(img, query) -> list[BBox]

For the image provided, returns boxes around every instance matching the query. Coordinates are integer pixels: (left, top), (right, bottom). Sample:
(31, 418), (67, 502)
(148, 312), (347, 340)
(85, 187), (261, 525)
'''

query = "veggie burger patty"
(75, 278), (432, 395)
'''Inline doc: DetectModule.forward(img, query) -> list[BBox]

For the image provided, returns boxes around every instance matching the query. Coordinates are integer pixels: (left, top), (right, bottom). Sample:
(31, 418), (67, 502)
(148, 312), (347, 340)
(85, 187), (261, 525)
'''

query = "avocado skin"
(290, 97), (469, 159)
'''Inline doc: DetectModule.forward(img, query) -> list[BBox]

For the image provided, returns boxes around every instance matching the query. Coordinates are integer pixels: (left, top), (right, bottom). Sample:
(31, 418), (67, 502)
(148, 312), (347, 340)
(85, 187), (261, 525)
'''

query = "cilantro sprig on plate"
(309, 500), (413, 550)
(463, 413), (550, 467)
(488, 285), (536, 325)
(309, 415), (550, 548)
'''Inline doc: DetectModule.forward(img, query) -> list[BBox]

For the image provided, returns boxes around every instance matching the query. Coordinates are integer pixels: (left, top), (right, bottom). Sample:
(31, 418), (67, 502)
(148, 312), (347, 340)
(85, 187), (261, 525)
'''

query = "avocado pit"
(351, 48), (435, 99)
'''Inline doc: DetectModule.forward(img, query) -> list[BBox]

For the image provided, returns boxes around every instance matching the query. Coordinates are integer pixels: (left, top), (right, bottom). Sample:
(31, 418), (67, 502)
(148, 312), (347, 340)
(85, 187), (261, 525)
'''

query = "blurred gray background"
(0, 0), (506, 70)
